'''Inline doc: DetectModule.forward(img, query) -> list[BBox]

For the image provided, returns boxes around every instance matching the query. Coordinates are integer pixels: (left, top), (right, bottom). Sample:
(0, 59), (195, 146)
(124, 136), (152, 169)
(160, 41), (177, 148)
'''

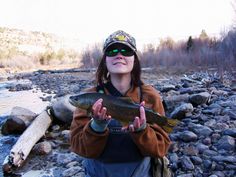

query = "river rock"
(8, 83), (33, 91)
(223, 128), (236, 137)
(160, 84), (176, 92)
(178, 131), (198, 142)
(189, 92), (211, 106)
(164, 94), (189, 111)
(51, 95), (76, 123)
(216, 135), (235, 151)
(181, 156), (194, 171)
(170, 103), (194, 120)
(32, 141), (52, 155)
(1, 106), (37, 135)
(62, 166), (85, 177)
(190, 156), (202, 165)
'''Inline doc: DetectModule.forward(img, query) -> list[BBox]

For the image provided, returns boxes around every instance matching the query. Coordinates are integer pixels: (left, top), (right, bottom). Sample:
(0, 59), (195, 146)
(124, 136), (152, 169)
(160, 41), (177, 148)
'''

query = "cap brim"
(103, 41), (136, 52)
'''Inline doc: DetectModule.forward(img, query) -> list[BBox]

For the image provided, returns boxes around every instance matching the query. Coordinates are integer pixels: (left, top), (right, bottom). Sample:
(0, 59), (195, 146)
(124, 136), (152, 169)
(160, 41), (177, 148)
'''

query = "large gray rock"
(170, 103), (194, 120)
(164, 94), (189, 111)
(189, 92), (211, 106)
(1, 106), (37, 135)
(51, 95), (76, 123)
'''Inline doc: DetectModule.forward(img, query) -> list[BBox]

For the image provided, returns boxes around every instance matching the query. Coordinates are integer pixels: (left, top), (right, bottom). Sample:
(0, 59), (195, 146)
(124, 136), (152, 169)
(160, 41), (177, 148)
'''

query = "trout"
(69, 92), (179, 133)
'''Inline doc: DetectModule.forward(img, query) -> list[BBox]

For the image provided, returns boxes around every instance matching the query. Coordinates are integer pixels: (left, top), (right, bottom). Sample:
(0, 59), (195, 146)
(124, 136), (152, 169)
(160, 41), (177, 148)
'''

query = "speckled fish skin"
(69, 93), (179, 133)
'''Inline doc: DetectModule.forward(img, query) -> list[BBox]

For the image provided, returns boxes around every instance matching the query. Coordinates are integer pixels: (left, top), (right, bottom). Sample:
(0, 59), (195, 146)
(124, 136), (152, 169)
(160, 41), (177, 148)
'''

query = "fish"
(69, 92), (179, 133)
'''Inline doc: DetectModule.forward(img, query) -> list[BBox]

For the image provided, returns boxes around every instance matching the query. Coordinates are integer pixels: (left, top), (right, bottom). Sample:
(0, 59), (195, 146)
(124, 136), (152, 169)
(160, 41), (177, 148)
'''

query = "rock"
(160, 84), (176, 92)
(214, 122), (229, 131)
(164, 94), (189, 111)
(32, 141), (52, 155)
(227, 111), (236, 120)
(168, 141), (179, 152)
(176, 174), (193, 177)
(8, 83), (33, 91)
(60, 130), (71, 143)
(189, 92), (211, 106)
(212, 171), (225, 177)
(189, 123), (213, 137)
(202, 103), (222, 115)
(216, 135), (235, 151)
(66, 161), (81, 168)
(179, 87), (206, 94)
(62, 166), (85, 177)
(169, 153), (179, 163)
(190, 156), (202, 165)
(183, 146), (199, 156)
(178, 131), (198, 142)
(1, 106), (37, 135)
(202, 150), (218, 157)
(223, 128), (236, 137)
(56, 152), (81, 166)
(181, 156), (194, 171)
(51, 95), (76, 123)
(203, 159), (212, 170)
(1, 116), (26, 135)
(211, 133), (221, 143)
(196, 143), (209, 153)
(209, 175), (218, 177)
(212, 156), (236, 163)
(202, 137), (211, 145)
(170, 103), (194, 120)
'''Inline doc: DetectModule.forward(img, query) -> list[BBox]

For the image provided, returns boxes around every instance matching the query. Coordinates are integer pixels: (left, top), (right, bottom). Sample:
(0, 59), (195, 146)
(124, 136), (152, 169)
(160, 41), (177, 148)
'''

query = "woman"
(70, 30), (171, 177)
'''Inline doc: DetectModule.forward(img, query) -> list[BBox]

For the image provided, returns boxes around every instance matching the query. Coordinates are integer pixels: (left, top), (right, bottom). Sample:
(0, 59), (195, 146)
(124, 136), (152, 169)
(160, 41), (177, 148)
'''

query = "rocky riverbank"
(1, 68), (236, 177)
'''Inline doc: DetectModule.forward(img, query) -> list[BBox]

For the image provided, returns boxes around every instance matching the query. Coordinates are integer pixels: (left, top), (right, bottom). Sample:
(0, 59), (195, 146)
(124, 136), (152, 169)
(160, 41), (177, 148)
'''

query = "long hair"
(96, 53), (142, 88)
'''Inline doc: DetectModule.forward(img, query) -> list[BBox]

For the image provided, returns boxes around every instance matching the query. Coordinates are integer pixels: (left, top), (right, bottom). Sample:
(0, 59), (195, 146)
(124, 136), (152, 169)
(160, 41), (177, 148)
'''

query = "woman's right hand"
(90, 98), (111, 132)
(92, 98), (111, 121)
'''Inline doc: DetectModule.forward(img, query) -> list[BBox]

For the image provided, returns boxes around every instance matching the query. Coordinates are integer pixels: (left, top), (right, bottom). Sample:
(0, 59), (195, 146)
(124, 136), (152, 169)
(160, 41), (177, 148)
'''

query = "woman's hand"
(125, 101), (147, 132)
(90, 98), (111, 132)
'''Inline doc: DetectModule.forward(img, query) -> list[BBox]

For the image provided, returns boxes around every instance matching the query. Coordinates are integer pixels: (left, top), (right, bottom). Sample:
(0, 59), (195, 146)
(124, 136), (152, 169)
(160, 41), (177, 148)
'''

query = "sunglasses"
(105, 47), (135, 57)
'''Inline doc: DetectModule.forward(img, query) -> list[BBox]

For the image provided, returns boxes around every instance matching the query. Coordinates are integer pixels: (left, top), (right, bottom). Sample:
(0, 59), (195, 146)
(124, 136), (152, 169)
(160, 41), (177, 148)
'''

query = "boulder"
(51, 95), (76, 123)
(1, 106), (37, 135)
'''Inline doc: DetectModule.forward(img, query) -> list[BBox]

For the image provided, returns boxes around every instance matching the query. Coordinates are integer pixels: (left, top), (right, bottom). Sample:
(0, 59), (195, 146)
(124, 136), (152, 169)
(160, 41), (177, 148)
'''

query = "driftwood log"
(2, 110), (52, 174)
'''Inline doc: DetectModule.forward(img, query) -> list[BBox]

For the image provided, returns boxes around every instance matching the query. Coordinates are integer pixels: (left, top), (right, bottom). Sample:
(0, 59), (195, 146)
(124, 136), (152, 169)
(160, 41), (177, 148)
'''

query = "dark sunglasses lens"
(106, 49), (119, 56)
(120, 49), (134, 56)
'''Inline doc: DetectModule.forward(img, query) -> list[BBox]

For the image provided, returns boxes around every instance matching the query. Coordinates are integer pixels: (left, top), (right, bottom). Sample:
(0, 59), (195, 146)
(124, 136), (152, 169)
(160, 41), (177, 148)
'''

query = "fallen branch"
(2, 110), (52, 174)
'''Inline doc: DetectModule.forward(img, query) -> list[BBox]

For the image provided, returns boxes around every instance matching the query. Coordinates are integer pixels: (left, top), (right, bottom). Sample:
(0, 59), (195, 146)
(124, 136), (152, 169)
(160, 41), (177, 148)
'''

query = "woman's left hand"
(127, 101), (147, 132)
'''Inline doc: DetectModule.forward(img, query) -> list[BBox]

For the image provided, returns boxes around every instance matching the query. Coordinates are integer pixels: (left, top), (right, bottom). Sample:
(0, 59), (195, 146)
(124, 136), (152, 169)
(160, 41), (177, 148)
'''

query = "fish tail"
(162, 119), (180, 133)
(167, 119), (179, 127)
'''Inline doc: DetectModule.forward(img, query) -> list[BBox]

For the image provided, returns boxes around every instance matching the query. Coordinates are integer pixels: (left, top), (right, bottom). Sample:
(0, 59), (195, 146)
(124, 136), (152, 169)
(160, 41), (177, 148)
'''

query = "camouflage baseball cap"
(103, 30), (137, 52)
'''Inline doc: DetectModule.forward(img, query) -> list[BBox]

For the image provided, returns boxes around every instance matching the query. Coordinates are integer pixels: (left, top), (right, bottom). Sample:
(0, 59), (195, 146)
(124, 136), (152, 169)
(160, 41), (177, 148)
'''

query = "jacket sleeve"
(70, 88), (110, 158)
(130, 85), (171, 158)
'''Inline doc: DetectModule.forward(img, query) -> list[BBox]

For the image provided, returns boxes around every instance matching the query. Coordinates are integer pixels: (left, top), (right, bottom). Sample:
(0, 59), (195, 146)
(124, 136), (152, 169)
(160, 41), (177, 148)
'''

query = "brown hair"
(96, 53), (142, 88)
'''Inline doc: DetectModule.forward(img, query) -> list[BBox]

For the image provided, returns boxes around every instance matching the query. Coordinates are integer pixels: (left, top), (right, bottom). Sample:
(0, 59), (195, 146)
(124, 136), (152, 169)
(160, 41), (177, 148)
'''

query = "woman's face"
(105, 44), (135, 75)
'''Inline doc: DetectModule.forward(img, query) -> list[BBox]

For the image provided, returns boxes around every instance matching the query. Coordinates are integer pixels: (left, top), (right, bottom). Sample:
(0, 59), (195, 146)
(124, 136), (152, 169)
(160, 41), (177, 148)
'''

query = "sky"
(0, 0), (235, 49)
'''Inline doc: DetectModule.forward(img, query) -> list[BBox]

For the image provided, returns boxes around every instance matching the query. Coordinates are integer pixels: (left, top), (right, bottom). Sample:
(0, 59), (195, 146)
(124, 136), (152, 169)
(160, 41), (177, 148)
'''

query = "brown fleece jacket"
(70, 84), (171, 159)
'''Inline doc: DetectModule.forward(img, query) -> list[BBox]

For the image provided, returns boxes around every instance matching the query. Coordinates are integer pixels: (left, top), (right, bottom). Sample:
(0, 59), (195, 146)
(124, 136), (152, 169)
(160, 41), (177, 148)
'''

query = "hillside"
(0, 27), (81, 73)
(0, 27), (64, 55)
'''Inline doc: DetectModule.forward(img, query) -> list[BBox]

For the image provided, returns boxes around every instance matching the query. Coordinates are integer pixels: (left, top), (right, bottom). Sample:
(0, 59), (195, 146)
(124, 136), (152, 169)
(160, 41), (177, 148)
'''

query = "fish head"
(69, 93), (93, 110)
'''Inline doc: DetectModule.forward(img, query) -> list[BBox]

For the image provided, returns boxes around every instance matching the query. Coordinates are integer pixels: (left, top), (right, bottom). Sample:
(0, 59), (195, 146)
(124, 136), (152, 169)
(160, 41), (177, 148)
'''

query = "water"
(0, 80), (51, 115)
